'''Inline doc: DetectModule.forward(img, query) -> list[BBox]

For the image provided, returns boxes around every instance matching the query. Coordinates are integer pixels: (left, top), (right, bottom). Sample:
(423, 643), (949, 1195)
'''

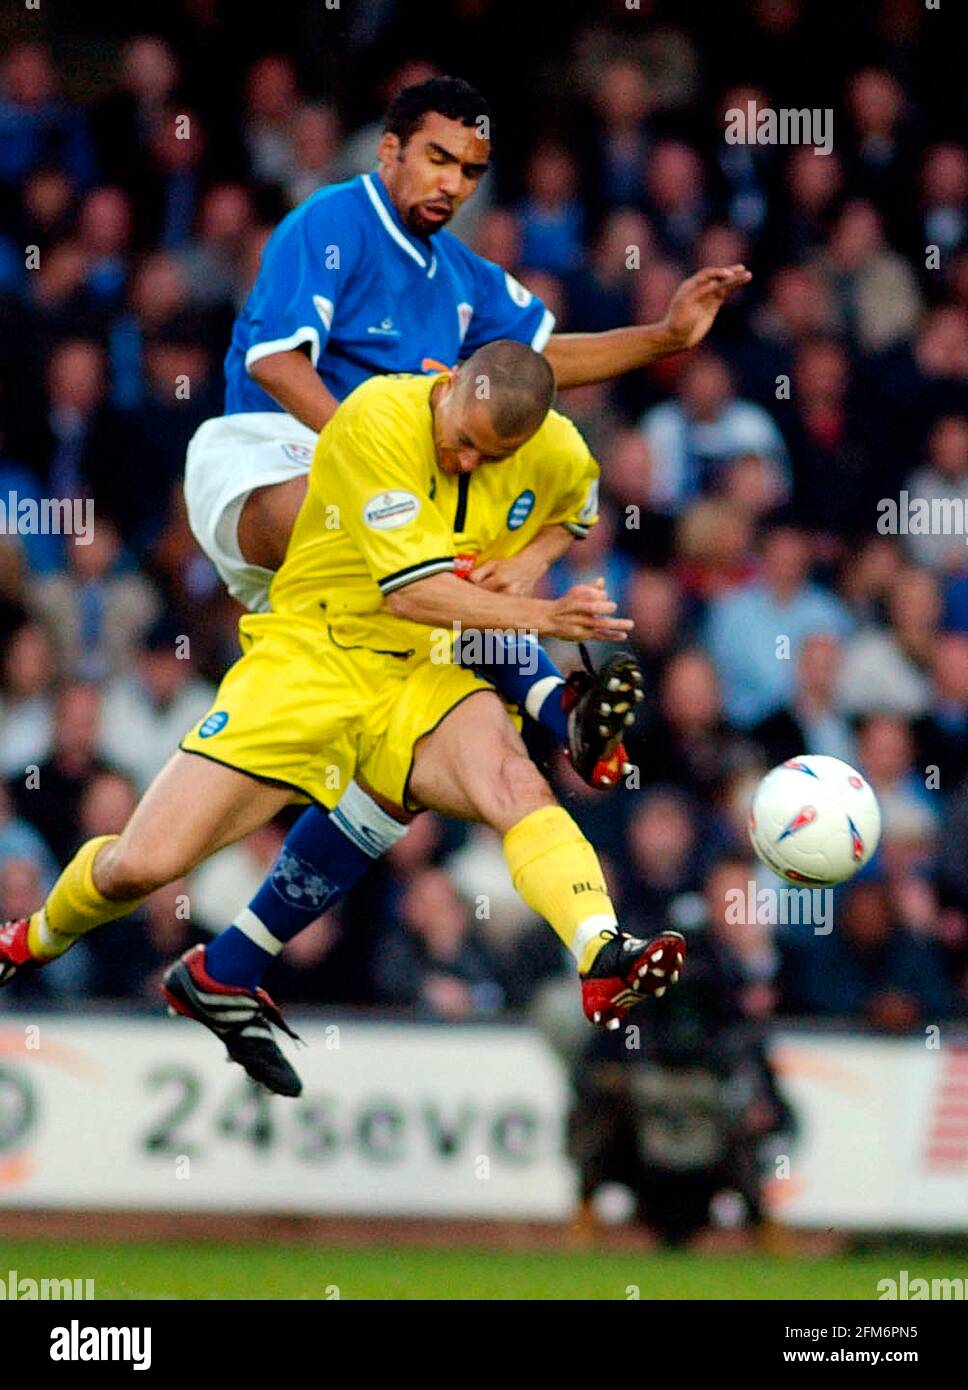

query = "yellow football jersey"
(268, 372), (599, 659)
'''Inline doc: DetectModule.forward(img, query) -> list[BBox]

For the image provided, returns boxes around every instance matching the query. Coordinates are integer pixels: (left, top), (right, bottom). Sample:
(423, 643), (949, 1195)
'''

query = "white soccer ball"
(748, 755), (882, 887)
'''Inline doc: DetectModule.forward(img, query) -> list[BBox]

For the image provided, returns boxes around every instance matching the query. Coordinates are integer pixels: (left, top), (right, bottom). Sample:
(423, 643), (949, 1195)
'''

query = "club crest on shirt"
(507, 489), (536, 530)
(363, 489), (421, 530)
(198, 711), (229, 738)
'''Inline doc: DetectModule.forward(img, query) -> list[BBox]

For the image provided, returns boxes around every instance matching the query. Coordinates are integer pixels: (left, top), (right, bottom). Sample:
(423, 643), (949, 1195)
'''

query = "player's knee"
(488, 750), (554, 823)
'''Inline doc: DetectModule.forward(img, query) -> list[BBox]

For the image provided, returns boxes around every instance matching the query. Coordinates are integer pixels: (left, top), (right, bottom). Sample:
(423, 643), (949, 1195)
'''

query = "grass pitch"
(0, 1239), (962, 1300)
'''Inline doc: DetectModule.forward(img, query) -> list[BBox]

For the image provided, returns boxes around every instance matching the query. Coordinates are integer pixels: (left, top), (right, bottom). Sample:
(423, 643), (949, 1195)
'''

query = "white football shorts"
(184, 412), (318, 613)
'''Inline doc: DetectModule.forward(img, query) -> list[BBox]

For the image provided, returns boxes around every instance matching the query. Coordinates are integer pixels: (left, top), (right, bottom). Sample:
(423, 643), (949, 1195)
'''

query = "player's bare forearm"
(385, 572), (631, 642)
(544, 324), (680, 387)
(543, 264), (752, 387)
(469, 524), (574, 594)
(247, 348), (340, 433)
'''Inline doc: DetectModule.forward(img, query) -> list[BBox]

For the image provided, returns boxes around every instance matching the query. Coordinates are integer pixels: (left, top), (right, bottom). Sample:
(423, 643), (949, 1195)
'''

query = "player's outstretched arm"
(385, 572), (631, 642)
(542, 264), (752, 388)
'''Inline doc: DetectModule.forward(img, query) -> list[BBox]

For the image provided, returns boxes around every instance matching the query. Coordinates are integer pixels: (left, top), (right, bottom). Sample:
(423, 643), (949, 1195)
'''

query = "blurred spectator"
(372, 868), (506, 1018)
(107, 252), (190, 410)
(839, 565), (940, 717)
(911, 634), (968, 793)
(674, 496), (756, 603)
(718, 451), (789, 522)
(566, 209), (652, 333)
(704, 859), (782, 1024)
(0, 782), (57, 888)
(783, 335), (883, 534)
(516, 144), (584, 276)
(838, 535), (901, 624)
(781, 879), (953, 1028)
(815, 199), (922, 353)
(769, 147), (843, 266)
(285, 105), (342, 207)
(174, 184), (257, 309)
(91, 36), (180, 195)
(97, 617), (216, 792)
(76, 187), (133, 313)
(0, 621), (57, 777)
(20, 165), (75, 248)
(843, 68), (915, 232)
(138, 106), (207, 251)
(31, 518), (160, 682)
(644, 140), (708, 261)
(599, 427), (676, 566)
(622, 790), (714, 937)
(122, 311), (222, 544)
(0, 43), (95, 190)
(40, 340), (131, 533)
(82, 775), (206, 1000)
(632, 649), (750, 803)
(640, 351), (789, 515)
(625, 567), (684, 692)
(751, 632), (855, 767)
(242, 55), (300, 187)
(473, 207), (523, 273)
(714, 87), (774, 237)
(876, 307), (968, 462)
(918, 144), (966, 270)
(855, 714), (939, 866)
(900, 415), (968, 575)
(7, 682), (112, 864)
(588, 59), (653, 208)
(705, 527), (852, 727)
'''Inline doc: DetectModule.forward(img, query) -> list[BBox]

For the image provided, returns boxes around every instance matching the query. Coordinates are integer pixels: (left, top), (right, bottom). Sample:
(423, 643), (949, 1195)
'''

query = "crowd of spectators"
(0, 2), (965, 1059)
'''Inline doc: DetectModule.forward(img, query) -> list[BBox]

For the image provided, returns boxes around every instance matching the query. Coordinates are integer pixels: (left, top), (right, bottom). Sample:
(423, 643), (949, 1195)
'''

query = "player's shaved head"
(431, 340), (556, 475)
(457, 340), (556, 440)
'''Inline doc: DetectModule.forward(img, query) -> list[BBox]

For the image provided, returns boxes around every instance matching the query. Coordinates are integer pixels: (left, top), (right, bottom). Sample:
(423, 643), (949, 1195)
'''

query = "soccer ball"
(748, 754), (882, 887)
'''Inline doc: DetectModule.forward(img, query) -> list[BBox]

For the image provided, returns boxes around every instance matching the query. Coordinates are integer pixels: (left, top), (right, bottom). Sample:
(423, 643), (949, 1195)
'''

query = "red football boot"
(581, 929), (686, 1030)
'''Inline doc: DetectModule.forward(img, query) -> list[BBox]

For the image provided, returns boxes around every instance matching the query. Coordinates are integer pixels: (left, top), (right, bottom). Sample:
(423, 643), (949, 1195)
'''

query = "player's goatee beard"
(407, 209), (444, 238)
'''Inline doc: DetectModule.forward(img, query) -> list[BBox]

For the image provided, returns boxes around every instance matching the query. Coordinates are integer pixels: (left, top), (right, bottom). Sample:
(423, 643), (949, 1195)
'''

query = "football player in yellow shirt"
(0, 341), (684, 1096)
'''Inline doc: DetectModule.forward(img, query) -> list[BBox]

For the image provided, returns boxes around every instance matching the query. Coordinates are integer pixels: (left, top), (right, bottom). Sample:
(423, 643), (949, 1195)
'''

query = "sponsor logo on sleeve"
(363, 490), (421, 530)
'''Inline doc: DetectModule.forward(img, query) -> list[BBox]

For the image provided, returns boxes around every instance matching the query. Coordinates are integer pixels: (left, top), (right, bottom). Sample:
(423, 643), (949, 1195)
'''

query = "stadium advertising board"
(0, 1017), (966, 1229)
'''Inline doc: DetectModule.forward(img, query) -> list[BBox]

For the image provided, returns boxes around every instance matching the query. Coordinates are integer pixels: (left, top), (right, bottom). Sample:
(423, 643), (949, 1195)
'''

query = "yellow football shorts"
(180, 612), (504, 811)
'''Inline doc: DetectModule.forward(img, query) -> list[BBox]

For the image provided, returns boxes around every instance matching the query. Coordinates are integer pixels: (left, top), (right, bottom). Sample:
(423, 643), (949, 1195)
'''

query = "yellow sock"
(27, 835), (147, 961)
(503, 806), (617, 974)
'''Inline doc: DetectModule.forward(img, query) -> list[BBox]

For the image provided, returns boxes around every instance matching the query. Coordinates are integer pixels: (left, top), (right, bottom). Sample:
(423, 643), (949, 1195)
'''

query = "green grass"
(0, 1239), (963, 1299)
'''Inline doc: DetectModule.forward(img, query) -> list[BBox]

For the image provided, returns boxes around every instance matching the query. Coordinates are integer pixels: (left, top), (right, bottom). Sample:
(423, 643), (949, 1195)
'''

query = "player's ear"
(377, 131), (402, 167)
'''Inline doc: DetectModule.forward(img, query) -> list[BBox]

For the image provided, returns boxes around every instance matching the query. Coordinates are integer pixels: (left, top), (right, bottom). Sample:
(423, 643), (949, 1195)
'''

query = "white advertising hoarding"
(0, 1014), (574, 1218)
(0, 1013), (966, 1229)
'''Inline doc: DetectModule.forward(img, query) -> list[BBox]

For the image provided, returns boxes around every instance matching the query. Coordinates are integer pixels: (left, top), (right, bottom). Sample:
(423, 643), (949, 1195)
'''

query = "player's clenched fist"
(543, 577), (633, 642)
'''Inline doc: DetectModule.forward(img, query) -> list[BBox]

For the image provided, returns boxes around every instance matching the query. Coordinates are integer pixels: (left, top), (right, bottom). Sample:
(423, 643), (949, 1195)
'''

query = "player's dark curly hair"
(383, 76), (493, 148)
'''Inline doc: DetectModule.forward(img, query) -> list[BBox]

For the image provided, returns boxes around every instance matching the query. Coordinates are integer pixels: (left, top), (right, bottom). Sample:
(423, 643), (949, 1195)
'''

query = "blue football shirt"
(224, 172), (556, 414)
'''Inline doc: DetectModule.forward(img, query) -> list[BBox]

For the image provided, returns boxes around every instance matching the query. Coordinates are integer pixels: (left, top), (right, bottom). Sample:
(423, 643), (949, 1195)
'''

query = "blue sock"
(464, 632), (569, 742)
(205, 782), (408, 989)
